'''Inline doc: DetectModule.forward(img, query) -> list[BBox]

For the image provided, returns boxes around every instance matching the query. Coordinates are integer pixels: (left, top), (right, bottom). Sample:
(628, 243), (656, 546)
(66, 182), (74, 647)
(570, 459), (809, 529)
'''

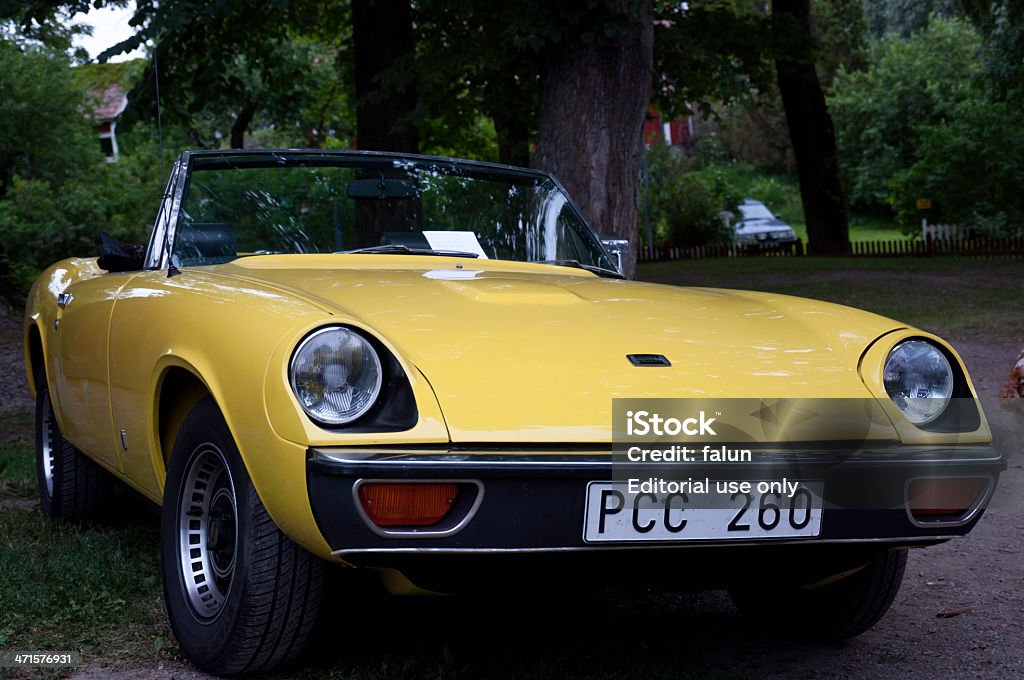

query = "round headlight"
(883, 340), (954, 425)
(290, 327), (383, 425)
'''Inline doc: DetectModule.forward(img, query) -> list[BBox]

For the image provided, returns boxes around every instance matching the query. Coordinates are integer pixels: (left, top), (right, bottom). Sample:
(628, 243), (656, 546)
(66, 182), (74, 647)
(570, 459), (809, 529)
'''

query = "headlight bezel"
(286, 324), (420, 433)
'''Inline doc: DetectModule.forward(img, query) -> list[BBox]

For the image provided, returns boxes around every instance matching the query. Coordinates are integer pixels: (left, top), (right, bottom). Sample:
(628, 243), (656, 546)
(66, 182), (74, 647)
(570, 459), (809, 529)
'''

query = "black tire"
(35, 371), (111, 522)
(729, 548), (908, 642)
(161, 396), (324, 676)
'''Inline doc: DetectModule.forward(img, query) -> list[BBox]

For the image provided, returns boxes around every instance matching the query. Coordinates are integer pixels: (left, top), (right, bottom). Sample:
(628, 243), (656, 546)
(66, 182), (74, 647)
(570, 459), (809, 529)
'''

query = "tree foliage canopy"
(1, 0), (1017, 294)
(831, 15), (1024, 234)
(830, 18), (984, 210)
(0, 25), (168, 299)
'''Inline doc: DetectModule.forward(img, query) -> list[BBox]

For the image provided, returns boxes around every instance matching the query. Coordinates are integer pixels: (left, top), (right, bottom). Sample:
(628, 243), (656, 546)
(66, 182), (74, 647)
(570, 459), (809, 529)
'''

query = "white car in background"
(734, 199), (798, 246)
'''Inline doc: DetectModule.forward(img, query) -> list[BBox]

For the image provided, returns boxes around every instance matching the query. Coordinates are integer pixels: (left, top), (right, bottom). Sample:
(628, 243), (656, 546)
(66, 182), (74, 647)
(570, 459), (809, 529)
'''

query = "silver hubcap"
(40, 392), (55, 498)
(177, 445), (238, 620)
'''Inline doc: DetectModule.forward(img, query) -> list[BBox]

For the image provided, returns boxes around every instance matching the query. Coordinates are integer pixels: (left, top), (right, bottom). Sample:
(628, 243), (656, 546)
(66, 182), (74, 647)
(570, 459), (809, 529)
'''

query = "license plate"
(583, 481), (824, 542)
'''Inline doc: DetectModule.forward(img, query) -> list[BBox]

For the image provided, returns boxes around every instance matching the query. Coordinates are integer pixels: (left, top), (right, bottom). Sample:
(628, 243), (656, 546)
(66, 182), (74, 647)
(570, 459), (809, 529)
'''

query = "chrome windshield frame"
(144, 152), (190, 270)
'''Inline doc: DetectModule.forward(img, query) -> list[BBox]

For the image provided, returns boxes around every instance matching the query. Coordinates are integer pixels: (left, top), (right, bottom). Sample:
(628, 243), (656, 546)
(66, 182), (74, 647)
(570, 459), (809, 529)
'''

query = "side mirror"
(97, 231), (146, 272)
(600, 237), (630, 274)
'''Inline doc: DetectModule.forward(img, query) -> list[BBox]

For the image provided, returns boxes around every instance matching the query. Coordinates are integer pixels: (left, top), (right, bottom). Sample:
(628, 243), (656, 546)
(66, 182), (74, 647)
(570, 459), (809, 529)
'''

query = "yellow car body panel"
(25, 251), (991, 560)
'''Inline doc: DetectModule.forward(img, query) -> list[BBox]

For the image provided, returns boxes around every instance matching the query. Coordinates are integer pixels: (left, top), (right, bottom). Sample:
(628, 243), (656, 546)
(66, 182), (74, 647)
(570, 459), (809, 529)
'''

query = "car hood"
(214, 255), (904, 442)
(736, 218), (793, 234)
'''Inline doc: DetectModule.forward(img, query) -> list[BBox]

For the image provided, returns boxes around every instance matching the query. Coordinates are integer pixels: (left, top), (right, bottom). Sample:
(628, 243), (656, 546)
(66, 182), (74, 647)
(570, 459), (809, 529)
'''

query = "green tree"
(0, 34), (172, 300)
(0, 121), (173, 299)
(101, 0), (352, 149)
(959, 0), (1024, 105)
(414, 0), (543, 165)
(863, 0), (960, 39)
(830, 18), (984, 210)
(707, 0), (868, 174)
(0, 0), (92, 53)
(654, 1), (855, 253)
(0, 38), (101, 194)
(773, 0), (849, 252)
(889, 100), (1024, 235)
(812, 0), (868, 85)
(640, 145), (737, 247)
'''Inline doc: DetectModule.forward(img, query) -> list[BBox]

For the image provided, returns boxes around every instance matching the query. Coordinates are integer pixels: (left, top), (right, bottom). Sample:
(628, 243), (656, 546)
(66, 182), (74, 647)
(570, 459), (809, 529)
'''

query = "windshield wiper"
(535, 259), (624, 279)
(337, 244), (479, 258)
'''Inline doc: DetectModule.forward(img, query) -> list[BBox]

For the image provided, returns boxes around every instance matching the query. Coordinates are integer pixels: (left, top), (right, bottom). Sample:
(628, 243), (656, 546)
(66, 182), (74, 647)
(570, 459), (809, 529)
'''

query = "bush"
(0, 32), (175, 302)
(889, 100), (1024, 236)
(0, 38), (156, 301)
(829, 16), (1024, 235)
(0, 129), (171, 301)
(0, 40), (103, 194)
(830, 18), (984, 211)
(714, 95), (795, 175)
(640, 146), (737, 248)
(0, 178), (103, 295)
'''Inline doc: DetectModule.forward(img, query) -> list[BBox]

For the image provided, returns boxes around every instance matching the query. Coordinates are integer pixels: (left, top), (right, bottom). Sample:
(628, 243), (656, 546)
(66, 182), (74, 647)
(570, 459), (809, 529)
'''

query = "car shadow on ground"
(297, 579), (825, 679)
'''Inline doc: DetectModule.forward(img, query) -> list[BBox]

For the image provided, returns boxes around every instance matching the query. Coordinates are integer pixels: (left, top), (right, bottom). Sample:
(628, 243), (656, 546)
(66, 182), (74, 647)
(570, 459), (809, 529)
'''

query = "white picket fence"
(921, 220), (968, 241)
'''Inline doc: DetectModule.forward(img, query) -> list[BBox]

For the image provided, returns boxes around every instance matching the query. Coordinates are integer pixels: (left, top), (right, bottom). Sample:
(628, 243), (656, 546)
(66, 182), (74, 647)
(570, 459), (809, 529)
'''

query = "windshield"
(738, 201), (774, 221)
(172, 153), (617, 273)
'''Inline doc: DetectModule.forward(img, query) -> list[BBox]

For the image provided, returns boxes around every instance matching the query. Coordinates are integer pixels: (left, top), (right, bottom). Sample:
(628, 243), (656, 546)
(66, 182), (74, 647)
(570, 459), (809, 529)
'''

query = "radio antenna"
(152, 18), (165, 183)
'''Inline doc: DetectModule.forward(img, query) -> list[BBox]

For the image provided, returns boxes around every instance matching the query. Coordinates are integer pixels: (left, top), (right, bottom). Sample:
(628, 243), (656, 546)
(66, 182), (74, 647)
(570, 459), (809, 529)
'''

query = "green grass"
(0, 512), (167, 659)
(638, 256), (1024, 339)
(0, 410), (171, 678)
(707, 163), (907, 243)
(847, 212), (907, 242)
(0, 442), (36, 498)
(0, 409), (35, 498)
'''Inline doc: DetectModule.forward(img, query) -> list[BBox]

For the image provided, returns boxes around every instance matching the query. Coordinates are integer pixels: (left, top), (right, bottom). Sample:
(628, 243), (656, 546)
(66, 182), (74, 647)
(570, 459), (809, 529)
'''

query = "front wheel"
(729, 548), (908, 642)
(161, 396), (324, 675)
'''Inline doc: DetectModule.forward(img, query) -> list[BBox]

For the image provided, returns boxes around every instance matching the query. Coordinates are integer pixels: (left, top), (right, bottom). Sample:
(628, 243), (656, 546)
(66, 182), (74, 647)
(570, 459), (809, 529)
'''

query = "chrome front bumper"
(306, 444), (1005, 560)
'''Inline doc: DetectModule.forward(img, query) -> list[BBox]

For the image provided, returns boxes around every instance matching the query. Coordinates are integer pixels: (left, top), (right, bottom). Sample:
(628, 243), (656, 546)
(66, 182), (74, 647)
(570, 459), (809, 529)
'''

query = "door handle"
(57, 292), (73, 309)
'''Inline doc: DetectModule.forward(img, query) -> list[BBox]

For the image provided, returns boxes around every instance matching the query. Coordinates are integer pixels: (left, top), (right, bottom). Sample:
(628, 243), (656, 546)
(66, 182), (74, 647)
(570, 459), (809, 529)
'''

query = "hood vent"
(627, 354), (671, 367)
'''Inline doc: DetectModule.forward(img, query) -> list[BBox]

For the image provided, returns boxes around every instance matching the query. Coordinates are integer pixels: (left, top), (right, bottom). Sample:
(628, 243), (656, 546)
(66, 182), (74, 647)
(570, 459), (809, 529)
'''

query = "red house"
(92, 82), (128, 162)
(643, 107), (694, 149)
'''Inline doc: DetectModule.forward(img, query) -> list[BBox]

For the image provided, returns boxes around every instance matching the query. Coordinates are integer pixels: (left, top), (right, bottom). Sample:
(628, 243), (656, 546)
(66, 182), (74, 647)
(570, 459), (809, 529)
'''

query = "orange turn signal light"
(358, 483), (459, 527)
(908, 478), (984, 518)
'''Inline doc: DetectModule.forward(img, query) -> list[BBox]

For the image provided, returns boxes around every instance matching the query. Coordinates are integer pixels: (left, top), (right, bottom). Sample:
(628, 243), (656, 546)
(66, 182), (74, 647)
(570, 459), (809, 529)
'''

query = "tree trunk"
(352, 0), (419, 152)
(531, 2), (653, 278)
(492, 107), (531, 168)
(487, 69), (533, 167)
(773, 0), (849, 254)
(230, 104), (256, 149)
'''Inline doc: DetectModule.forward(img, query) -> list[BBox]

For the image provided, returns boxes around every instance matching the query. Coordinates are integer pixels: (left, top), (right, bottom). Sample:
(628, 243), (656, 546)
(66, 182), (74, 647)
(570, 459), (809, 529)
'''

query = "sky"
(70, 2), (145, 62)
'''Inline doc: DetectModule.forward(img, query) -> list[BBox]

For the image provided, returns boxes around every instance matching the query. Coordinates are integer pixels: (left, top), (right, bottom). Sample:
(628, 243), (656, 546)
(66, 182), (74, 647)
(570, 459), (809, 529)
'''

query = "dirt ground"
(0, 304), (31, 414)
(2, 296), (1021, 680)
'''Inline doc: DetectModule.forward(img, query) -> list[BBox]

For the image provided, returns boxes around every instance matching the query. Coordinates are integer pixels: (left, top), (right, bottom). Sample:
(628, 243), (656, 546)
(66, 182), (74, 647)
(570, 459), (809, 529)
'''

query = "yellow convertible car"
(24, 150), (1004, 675)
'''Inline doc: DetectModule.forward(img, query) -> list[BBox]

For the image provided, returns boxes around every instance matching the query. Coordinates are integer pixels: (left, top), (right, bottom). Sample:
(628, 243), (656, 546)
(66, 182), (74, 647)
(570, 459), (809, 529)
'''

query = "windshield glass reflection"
(173, 154), (616, 273)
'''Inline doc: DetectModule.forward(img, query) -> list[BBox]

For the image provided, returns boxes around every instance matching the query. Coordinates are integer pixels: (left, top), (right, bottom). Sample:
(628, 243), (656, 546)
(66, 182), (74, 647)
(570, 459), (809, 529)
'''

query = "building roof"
(92, 82), (128, 122)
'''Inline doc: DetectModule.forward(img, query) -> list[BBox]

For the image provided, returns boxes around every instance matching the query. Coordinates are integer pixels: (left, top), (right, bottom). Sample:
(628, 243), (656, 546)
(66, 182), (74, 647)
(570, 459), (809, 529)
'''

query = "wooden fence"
(638, 236), (1024, 262)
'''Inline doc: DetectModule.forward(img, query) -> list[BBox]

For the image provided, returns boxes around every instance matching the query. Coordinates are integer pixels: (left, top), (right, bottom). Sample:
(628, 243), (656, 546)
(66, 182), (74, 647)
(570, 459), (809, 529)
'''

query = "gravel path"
(0, 303), (32, 413)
